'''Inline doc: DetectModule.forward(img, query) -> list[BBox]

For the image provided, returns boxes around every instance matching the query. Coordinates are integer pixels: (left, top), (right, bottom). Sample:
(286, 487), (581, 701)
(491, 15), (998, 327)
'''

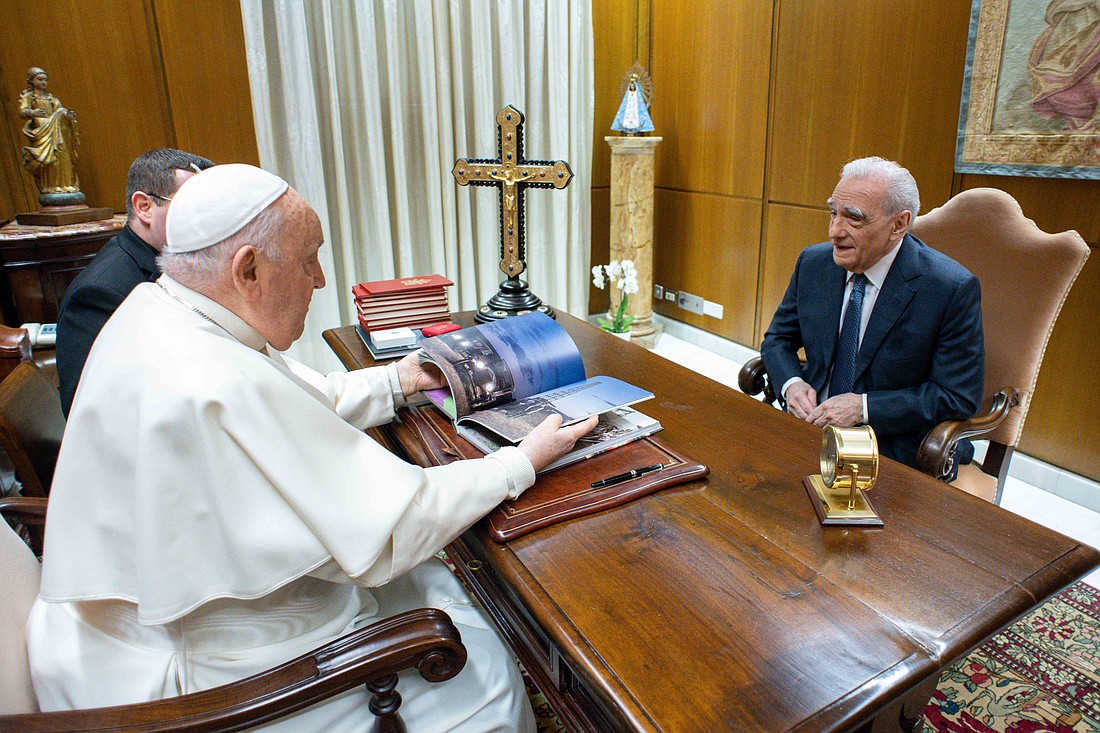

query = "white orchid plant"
(591, 259), (639, 334)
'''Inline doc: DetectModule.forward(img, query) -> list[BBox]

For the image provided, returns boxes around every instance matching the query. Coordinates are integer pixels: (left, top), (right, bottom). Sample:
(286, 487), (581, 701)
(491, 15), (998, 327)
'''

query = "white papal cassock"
(29, 275), (537, 732)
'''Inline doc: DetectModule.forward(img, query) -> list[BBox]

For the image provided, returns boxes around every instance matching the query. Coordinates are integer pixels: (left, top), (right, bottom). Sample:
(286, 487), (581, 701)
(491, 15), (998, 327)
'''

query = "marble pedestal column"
(605, 136), (662, 347)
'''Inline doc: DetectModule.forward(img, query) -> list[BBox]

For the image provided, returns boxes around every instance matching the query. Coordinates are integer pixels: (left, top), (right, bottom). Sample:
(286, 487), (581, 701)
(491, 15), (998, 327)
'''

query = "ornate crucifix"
(453, 105), (573, 322)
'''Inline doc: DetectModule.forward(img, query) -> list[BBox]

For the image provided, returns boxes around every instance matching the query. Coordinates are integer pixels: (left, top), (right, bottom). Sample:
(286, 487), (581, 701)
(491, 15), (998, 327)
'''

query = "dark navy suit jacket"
(760, 233), (984, 470)
(56, 225), (160, 416)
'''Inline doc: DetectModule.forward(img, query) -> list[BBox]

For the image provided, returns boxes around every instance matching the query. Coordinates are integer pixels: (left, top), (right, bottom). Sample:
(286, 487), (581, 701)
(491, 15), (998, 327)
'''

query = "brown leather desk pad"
(396, 404), (709, 541)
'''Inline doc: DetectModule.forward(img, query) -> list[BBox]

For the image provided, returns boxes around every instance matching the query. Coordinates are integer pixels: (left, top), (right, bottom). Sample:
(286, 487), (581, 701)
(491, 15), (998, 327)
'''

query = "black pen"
(591, 463), (666, 488)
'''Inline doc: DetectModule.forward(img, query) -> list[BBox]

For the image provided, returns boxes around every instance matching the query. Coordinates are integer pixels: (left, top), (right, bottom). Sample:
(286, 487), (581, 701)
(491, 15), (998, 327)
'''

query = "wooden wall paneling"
(650, 0), (772, 198)
(768, 0), (971, 211)
(153, 0), (259, 167)
(959, 175), (1100, 245)
(592, 0), (641, 190)
(652, 189), (760, 344)
(0, 104), (30, 221)
(0, 0), (175, 214)
(756, 203), (830, 343)
(1018, 250), (1100, 483)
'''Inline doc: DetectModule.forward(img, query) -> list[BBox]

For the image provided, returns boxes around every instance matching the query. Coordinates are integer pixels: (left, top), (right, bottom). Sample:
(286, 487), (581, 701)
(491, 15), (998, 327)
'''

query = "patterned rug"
(525, 582), (1100, 733)
(920, 581), (1099, 733)
(523, 670), (567, 733)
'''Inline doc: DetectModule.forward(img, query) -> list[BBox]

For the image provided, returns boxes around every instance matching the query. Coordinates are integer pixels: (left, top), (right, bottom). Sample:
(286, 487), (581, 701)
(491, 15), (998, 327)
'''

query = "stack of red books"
(352, 274), (454, 332)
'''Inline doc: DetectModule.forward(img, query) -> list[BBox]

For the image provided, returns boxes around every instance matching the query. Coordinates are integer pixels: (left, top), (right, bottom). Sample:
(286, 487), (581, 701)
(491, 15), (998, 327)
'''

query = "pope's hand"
(517, 414), (599, 474)
(394, 351), (445, 395)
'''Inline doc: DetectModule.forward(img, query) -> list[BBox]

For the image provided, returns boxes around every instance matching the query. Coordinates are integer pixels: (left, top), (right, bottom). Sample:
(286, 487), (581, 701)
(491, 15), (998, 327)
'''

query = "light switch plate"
(677, 291), (705, 315)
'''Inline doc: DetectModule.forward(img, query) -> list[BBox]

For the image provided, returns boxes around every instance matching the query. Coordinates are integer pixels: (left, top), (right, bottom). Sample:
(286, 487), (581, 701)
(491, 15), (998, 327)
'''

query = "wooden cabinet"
(0, 215), (125, 326)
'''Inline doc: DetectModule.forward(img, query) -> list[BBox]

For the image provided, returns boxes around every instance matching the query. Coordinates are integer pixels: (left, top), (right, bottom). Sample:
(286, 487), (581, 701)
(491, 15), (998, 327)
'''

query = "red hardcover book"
(352, 274), (453, 299)
(354, 289), (449, 307)
(360, 311), (451, 330)
(358, 314), (453, 332)
(357, 295), (449, 316)
(358, 310), (448, 325)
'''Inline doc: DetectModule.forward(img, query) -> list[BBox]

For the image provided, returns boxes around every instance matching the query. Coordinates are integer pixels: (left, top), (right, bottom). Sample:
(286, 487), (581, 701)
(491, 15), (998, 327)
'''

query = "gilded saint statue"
(18, 67), (85, 206)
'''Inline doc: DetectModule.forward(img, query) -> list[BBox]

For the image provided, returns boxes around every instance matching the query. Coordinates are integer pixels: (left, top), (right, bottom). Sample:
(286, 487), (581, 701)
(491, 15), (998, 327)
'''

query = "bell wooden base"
(803, 474), (884, 527)
(17, 206), (113, 227)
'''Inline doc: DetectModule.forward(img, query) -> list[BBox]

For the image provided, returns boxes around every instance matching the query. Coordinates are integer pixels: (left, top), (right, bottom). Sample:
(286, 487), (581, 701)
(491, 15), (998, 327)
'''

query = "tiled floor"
(648, 330), (1100, 589)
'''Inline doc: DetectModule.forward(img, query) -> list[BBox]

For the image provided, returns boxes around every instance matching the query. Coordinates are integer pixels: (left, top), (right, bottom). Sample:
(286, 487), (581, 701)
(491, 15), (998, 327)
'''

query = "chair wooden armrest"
(0, 327), (32, 363)
(0, 496), (48, 525)
(917, 388), (1020, 480)
(0, 326), (32, 386)
(738, 356), (777, 405)
(0, 496), (47, 555)
(0, 606), (467, 733)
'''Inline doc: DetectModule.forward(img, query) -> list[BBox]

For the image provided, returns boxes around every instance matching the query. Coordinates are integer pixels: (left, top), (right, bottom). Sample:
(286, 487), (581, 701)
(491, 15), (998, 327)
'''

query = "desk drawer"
(447, 533), (628, 733)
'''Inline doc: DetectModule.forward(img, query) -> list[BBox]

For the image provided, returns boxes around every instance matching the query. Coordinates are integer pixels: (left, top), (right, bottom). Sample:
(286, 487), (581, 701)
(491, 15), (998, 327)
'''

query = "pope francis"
(28, 164), (595, 731)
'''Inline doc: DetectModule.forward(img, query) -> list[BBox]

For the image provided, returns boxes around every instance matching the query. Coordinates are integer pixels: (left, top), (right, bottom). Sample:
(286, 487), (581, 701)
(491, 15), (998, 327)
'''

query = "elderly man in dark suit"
(55, 148), (213, 416)
(760, 156), (984, 472)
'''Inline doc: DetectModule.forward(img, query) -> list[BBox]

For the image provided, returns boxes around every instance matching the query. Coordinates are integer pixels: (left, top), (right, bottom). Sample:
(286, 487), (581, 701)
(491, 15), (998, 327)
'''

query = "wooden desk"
(324, 313), (1100, 732)
(0, 214), (125, 326)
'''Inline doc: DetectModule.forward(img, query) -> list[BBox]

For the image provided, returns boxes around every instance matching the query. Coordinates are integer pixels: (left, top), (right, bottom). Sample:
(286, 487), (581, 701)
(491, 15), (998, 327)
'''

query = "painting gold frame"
(956, 0), (1100, 179)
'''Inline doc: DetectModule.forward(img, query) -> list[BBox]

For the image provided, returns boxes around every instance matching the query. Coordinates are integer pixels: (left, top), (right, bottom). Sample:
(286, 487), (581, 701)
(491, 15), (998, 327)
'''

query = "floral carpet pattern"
(526, 582), (1099, 733)
(920, 581), (1099, 733)
(523, 667), (567, 733)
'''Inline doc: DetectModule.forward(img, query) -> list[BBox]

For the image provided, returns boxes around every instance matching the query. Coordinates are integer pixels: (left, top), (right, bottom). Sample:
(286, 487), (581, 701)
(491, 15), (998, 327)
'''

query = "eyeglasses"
(147, 193), (173, 204)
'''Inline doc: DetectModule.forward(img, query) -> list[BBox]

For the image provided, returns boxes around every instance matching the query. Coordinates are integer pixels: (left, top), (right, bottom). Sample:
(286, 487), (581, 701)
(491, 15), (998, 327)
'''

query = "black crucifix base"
(476, 277), (555, 323)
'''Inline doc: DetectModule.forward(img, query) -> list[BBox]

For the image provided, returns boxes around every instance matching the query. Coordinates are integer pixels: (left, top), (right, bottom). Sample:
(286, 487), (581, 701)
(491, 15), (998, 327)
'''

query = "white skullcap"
(165, 164), (289, 253)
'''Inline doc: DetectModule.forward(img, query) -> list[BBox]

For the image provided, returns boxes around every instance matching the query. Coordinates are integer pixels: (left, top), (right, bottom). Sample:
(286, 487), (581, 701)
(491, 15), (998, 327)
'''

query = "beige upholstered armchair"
(739, 188), (1089, 504)
(0, 497), (468, 733)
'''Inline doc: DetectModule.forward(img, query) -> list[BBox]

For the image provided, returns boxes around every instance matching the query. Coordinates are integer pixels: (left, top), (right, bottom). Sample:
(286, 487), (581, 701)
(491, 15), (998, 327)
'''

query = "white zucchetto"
(165, 164), (289, 253)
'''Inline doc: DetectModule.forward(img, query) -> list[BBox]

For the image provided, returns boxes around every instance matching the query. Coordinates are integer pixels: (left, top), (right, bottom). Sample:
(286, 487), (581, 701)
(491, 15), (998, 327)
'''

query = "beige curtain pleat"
(240, 0), (594, 372)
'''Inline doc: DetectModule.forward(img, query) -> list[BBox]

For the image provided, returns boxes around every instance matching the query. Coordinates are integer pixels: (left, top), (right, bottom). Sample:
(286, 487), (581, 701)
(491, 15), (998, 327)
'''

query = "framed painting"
(956, 0), (1100, 179)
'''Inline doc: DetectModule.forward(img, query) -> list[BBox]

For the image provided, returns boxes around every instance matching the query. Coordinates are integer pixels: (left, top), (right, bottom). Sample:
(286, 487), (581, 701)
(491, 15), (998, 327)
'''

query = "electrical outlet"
(663, 290), (678, 303)
(677, 290), (704, 315)
(653, 283), (664, 300)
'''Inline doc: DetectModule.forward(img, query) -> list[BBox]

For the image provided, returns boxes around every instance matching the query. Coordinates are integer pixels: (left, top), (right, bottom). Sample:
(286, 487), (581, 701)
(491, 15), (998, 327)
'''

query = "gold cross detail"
(453, 106), (572, 279)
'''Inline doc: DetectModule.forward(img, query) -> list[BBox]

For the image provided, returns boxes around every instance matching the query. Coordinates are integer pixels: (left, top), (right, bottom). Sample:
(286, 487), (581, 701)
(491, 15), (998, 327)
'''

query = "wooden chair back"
(910, 188), (1089, 451)
(0, 362), (65, 497)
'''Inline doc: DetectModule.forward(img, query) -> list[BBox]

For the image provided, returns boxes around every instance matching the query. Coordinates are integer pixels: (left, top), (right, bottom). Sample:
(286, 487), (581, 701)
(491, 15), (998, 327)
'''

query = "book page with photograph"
(458, 406), (662, 474)
(419, 312), (586, 419)
(417, 312), (654, 443)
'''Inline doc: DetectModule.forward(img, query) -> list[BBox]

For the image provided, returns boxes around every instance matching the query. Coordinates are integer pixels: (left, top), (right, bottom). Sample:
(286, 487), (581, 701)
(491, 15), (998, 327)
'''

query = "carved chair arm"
(0, 326), (32, 363)
(0, 496), (48, 555)
(0, 496), (48, 525)
(738, 356), (777, 405)
(0, 607), (467, 733)
(917, 388), (1020, 481)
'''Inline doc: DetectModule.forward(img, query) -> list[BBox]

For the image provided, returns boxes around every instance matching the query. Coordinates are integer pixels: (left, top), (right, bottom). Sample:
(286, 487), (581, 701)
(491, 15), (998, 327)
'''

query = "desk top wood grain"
(324, 313), (1100, 732)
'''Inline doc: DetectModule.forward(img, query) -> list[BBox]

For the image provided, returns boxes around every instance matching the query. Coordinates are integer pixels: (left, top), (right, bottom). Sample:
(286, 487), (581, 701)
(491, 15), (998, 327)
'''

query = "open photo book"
(417, 312), (661, 473)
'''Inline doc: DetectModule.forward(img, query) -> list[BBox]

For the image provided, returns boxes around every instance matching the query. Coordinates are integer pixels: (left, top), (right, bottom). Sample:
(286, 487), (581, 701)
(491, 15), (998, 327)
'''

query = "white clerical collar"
(849, 235), (904, 290)
(156, 274), (270, 353)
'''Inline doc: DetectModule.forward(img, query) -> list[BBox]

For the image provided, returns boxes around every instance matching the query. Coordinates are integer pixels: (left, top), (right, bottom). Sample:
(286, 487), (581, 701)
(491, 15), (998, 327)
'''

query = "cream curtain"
(240, 0), (594, 371)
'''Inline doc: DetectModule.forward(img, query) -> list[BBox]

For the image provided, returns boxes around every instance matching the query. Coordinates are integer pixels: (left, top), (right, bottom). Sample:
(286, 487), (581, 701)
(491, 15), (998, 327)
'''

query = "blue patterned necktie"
(830, 274), (867, 397)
